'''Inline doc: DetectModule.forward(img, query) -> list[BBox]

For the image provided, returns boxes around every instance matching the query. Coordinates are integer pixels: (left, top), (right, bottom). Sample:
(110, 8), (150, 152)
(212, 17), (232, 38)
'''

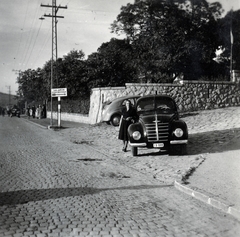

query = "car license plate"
(153, 143), (164, 148)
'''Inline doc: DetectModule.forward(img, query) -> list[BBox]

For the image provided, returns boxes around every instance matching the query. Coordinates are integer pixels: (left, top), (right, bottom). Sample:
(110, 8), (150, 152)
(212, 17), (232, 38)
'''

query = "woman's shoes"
(122, 147), (127, 152)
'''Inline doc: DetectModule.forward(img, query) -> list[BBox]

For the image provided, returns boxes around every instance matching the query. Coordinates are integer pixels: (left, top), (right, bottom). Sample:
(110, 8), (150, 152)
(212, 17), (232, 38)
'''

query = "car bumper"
(170, 140), (188, 144)
(130, 139), (188, 147)
(129, 142), (147, 147)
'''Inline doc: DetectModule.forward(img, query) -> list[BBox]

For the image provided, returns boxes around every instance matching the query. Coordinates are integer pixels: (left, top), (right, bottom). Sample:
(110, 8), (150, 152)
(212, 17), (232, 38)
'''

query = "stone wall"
(48, 81), (240, 124)
(46, 111), (89, 124)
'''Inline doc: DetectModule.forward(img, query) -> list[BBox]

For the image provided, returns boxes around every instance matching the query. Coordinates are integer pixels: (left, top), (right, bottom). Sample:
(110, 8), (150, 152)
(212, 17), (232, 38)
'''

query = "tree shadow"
(180, 112), (199, 118)
(0, 184), (172, 206)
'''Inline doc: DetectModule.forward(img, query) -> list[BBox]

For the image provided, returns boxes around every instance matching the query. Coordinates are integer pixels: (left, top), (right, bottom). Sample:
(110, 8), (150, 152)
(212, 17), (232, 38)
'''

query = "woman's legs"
(123, 140), (128, 152)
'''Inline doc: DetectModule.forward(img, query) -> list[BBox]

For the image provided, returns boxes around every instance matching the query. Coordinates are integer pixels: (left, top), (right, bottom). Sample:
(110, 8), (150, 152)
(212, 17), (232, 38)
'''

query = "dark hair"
(124, 99), (131, 105)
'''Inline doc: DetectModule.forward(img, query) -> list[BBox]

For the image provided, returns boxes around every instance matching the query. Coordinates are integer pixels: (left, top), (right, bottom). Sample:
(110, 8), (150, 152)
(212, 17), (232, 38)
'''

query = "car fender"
(128, 122), (146, 143)
(170, 119), (188, 140)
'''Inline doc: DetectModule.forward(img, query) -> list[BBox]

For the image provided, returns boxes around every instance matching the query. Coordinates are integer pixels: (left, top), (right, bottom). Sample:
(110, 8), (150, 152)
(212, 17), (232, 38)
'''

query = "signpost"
(51, 88), (67, 127)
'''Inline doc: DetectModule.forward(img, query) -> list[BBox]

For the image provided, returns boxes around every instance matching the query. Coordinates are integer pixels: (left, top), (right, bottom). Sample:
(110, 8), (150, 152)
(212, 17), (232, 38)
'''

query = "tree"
(17, 68), (47, 104)
(111, 0), (224, 82)
(57, 50), (89, 99)
(86, 38), (138, 88)
(219, 10), (240, 71)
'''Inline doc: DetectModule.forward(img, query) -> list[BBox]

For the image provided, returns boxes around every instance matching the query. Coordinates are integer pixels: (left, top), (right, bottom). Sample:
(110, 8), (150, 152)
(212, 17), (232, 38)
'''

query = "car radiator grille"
(145, 122), (169, 142)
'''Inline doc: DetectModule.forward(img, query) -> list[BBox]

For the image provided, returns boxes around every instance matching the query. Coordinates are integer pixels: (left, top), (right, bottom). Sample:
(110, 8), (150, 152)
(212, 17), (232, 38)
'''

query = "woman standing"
(118, 100), (137, 152)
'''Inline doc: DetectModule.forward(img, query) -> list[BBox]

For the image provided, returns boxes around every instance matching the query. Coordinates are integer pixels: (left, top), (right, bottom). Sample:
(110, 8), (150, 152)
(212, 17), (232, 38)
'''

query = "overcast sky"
(0, 0), (239, 95)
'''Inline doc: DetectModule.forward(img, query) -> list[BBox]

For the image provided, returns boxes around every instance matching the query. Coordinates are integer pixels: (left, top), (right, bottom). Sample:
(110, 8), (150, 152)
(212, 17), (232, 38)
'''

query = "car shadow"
(187, 127), (240, 155)
(0, 184), (172, 206)
(136, 150), (169, 157)
(132, 127), (240, 157)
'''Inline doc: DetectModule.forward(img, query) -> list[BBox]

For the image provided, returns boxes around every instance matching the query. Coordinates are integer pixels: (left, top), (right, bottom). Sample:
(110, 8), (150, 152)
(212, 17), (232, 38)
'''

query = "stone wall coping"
(182, 80), (235, 85)
(92, 86), (126, 91)
(125, 81), (236, 86)
(125, 83), (182, 87)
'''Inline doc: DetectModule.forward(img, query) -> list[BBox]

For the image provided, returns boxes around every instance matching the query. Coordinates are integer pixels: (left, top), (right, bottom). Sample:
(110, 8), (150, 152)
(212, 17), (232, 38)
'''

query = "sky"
(0, 0), (239, 95)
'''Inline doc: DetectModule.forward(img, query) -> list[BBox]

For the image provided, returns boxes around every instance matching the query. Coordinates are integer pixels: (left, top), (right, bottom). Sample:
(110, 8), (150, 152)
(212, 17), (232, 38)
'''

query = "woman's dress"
(118, 106), (137, 141)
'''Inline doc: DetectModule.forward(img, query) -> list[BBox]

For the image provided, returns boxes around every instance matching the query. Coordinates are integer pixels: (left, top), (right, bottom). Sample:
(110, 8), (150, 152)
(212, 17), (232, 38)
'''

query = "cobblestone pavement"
(51, 106), (240, 184)
(51, 106), (240, 215)
(1, 115), (240, 237)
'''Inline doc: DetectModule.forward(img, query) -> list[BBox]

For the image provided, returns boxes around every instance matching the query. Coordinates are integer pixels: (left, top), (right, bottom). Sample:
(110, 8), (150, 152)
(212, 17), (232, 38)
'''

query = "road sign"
(51, 88), (67, 97)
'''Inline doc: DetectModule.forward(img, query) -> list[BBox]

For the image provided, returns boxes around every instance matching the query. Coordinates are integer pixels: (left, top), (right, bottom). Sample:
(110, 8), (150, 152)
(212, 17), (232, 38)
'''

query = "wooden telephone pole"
(40, 0), (67, 126)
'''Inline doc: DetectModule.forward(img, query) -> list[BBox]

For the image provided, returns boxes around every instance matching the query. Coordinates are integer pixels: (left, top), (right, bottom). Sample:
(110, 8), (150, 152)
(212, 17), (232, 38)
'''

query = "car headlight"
(173, 128), (184, 138)
(132, 131), (141, 140)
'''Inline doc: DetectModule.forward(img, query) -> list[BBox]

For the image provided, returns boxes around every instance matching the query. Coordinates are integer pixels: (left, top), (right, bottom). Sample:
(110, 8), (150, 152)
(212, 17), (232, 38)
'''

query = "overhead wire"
(25, 19), (44, 69)
(24, 0), (69, 70)
(14, 0), (122, 72)
(21, 1), (43, 70)
(13, 0), (31, 71)
(32, 24), (52, 68)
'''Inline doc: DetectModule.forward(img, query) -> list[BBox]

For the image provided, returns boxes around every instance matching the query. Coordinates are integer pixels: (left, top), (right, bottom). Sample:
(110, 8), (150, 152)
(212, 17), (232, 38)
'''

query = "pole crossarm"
(44, 14), (64, 18)
(12, 69), (21, 74)
(41, 4), (67, 9)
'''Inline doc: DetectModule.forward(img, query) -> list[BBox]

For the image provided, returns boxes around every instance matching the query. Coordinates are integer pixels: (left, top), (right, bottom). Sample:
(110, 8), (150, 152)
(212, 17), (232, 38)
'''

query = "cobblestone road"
(52, 107), (240, 185)
(1, 116), (240, 236)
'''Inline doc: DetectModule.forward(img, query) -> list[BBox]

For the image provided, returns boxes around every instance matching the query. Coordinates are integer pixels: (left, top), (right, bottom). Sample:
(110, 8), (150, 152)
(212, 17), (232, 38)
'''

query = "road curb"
(174, 180), (240, 221)
(21, 117), (47, 129)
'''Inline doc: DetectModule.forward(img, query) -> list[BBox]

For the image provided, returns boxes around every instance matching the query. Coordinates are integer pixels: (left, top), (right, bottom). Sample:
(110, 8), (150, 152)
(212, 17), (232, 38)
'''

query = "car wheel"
(110, 114), (121, 126)
(131, 146), (138, 156)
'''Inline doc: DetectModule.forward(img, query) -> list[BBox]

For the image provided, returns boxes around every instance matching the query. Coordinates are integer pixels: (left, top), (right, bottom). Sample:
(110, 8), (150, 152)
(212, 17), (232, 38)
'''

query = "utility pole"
(12, 69), (21, 86)
(40, 1), (67, 126)
(5, 85), (11, 108)
(12, 69), (23, 111)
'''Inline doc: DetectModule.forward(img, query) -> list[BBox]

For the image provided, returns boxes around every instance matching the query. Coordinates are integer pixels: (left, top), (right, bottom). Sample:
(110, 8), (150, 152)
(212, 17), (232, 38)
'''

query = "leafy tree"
(218, 10), (240, 71)
(17, 68), (47, 104)
(86, 38), (138, 88)
(57, 50), (89, 99)
(111, 0), (224, 82)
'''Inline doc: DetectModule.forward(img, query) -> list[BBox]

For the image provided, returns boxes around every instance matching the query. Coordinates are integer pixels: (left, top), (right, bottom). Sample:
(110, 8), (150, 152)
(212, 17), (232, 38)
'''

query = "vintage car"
(10, 108), (21, 118)
(128, 95), (188, 156)
(101, 95), (140, 126)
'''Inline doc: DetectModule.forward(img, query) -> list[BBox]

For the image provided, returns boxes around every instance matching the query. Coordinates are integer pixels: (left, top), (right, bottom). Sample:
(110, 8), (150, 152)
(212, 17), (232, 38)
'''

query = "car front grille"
(145, 122), (169, 142)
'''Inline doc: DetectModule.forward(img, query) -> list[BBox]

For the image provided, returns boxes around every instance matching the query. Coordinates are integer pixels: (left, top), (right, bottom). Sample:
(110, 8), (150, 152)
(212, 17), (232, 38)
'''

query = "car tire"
(131, 146), (138, 156)
(169, 144), (187, 156)
(179, 144), (187, 155)
(110, 114), (121, 126)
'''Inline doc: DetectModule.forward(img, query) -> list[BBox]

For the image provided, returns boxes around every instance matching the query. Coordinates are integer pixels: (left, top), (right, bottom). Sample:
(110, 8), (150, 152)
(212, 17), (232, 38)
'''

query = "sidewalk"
(176, 137), (240, 220)
(21, 115), (86, 129)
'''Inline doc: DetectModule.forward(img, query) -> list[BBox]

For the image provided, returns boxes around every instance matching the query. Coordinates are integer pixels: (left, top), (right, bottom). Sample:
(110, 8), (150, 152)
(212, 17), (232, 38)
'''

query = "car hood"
(139, 113), (177, 124)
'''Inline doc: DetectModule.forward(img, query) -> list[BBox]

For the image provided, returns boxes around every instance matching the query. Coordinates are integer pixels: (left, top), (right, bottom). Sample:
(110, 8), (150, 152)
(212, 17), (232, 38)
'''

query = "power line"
(13, 0), (31, 70)
(25, 20), (44, 68)
(32, 25), (52, 68)
(21, 4), (42, 70)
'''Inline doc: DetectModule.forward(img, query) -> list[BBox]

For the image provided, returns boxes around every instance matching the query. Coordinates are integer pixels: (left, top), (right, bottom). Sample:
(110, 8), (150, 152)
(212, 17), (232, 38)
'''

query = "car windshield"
(137, 97), (176, 114)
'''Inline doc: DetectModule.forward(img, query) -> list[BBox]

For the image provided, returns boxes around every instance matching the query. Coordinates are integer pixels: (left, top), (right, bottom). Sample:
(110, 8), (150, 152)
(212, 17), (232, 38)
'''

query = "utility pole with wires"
(13, 69), (25, 113)
(40, 0), (67, 126)
(5, 85), (11, 109)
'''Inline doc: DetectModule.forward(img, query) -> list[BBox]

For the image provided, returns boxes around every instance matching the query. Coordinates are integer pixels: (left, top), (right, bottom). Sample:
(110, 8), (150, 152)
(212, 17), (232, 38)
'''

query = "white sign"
(51, 88), (67, 97)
